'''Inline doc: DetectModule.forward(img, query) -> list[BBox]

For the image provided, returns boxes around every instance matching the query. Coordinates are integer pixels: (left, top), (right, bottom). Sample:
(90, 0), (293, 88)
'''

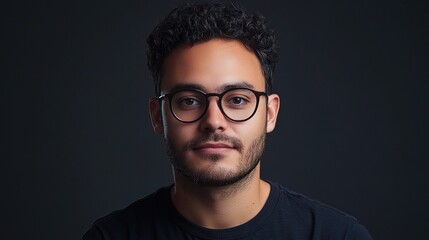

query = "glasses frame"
(158, 87), (268, 123)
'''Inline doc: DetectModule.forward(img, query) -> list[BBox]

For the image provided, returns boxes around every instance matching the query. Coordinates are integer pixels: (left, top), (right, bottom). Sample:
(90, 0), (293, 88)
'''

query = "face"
(150, 39), (280, 186)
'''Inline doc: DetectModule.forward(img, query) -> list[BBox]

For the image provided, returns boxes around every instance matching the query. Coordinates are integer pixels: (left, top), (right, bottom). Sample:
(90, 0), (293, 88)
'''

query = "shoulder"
(278, 184), (355, 222)
(271, 182), (372, 239)
(98, 188), (163, 223)
(82, 186), (170, 239)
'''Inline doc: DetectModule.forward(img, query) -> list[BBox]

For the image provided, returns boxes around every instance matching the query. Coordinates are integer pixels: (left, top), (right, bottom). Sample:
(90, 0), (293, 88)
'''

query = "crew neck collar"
(161, 180), (280, 239)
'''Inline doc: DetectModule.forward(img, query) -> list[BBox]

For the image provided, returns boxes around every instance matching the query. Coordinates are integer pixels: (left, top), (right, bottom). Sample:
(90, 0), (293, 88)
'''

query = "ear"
(149, 98), (164, 135)
(266, 94), (280, 133)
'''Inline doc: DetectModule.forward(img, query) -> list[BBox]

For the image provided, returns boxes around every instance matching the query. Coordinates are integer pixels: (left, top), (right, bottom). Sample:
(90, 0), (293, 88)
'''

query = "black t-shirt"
(83, 181), (372, 239)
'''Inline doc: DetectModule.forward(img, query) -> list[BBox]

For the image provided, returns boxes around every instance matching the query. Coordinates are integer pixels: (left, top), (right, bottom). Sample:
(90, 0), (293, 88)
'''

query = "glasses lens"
(221, 89), (258, 121)
(171, 90), (206, 122)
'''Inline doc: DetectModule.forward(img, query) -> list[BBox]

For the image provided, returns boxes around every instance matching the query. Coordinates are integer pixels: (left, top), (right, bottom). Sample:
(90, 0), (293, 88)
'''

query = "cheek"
(163, 115), (194, 146)
(249, 106), (268, 131)
(234, 112), (267, 143)
(161, 103), (182, 139)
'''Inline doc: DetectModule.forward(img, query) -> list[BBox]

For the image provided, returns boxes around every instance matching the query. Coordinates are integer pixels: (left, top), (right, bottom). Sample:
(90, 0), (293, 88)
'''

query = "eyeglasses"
(158, 88), (268, 123)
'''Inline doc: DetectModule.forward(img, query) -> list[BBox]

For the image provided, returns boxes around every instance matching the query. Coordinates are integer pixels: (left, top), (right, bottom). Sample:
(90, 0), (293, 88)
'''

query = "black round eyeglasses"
(158, 88), (268, 123)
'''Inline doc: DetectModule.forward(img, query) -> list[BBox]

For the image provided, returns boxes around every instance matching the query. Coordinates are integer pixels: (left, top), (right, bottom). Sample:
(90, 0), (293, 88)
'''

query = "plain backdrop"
(2, 0), (427, 239)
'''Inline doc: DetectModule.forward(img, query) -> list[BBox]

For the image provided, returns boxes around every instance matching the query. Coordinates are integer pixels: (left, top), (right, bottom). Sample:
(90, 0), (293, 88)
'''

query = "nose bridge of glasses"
(204, 92), (222, 107)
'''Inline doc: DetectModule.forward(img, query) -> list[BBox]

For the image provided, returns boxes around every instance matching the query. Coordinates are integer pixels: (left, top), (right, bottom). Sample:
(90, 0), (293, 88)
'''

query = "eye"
(223, 89), (255, 109)
(225, 95), (251, 108)
(229, 97), (247, 105)
(179, 97), (201, 106)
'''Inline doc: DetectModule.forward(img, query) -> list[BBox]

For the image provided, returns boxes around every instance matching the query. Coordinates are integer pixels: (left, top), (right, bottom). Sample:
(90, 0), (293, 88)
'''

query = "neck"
(170, 164), (271, 229)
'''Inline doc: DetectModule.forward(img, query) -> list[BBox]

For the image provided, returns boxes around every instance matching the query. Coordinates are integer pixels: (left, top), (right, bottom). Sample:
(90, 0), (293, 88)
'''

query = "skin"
(149, 39), (280, 229)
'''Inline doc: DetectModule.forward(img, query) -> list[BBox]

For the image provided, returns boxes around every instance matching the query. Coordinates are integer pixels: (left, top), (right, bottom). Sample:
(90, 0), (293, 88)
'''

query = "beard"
(165, 131), (266, 187)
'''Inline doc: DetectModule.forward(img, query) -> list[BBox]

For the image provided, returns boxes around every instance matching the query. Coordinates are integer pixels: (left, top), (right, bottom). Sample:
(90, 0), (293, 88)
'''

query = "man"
(83, 3), (372, 239)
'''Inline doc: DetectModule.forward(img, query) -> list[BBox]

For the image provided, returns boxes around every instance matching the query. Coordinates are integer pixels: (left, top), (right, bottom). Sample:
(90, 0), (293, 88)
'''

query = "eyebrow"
(219, 82), (255, 92)
(164, 81), (256, 94)
(166, 83), (206, 93)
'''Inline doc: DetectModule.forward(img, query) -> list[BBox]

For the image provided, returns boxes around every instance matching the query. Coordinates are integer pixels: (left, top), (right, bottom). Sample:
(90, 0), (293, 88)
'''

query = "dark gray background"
(2, 0), (427, 239)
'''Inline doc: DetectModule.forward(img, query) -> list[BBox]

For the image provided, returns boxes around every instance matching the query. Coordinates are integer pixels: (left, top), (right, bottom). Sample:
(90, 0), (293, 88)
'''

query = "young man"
(83, 3), (372, 239)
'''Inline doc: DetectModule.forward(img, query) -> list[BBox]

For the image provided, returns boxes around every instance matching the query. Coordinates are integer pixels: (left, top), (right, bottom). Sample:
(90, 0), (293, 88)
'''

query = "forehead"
(160, 39), (265, 93)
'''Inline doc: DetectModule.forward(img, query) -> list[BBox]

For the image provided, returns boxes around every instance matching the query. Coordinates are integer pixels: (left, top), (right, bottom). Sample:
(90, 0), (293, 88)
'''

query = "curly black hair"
(146, 2), (279, 95)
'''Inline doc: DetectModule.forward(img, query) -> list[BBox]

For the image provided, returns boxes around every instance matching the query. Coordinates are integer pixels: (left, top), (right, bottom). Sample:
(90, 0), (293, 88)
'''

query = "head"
(147, 2), (279, 96)
(147, 3), (280, 187)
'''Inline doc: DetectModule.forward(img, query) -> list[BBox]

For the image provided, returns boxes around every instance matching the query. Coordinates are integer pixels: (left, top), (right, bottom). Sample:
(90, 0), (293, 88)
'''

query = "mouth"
(193, 142), (235, 154)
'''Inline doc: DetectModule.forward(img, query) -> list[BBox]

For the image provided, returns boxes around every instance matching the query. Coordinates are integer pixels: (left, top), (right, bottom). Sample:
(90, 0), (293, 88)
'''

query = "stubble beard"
(165, 131), (266, 187)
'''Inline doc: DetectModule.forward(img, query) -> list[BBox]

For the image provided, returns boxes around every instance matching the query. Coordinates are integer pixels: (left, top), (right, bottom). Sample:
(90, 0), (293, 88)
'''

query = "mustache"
(185, 133), (244, 153)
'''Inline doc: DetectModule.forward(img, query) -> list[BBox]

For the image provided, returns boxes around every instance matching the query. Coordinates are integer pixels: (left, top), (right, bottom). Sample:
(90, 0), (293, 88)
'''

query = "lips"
(193, 142), (235, 154)
(185, 133), (244, 154)
(194, 142), (234, 150)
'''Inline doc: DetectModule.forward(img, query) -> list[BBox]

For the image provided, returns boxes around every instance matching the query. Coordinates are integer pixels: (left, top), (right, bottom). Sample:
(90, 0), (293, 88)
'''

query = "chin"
(177, 160), (258, 187)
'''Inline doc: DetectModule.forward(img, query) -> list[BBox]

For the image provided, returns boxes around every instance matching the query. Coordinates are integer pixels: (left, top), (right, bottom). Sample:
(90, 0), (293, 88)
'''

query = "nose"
(198, 97), (227, 132)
